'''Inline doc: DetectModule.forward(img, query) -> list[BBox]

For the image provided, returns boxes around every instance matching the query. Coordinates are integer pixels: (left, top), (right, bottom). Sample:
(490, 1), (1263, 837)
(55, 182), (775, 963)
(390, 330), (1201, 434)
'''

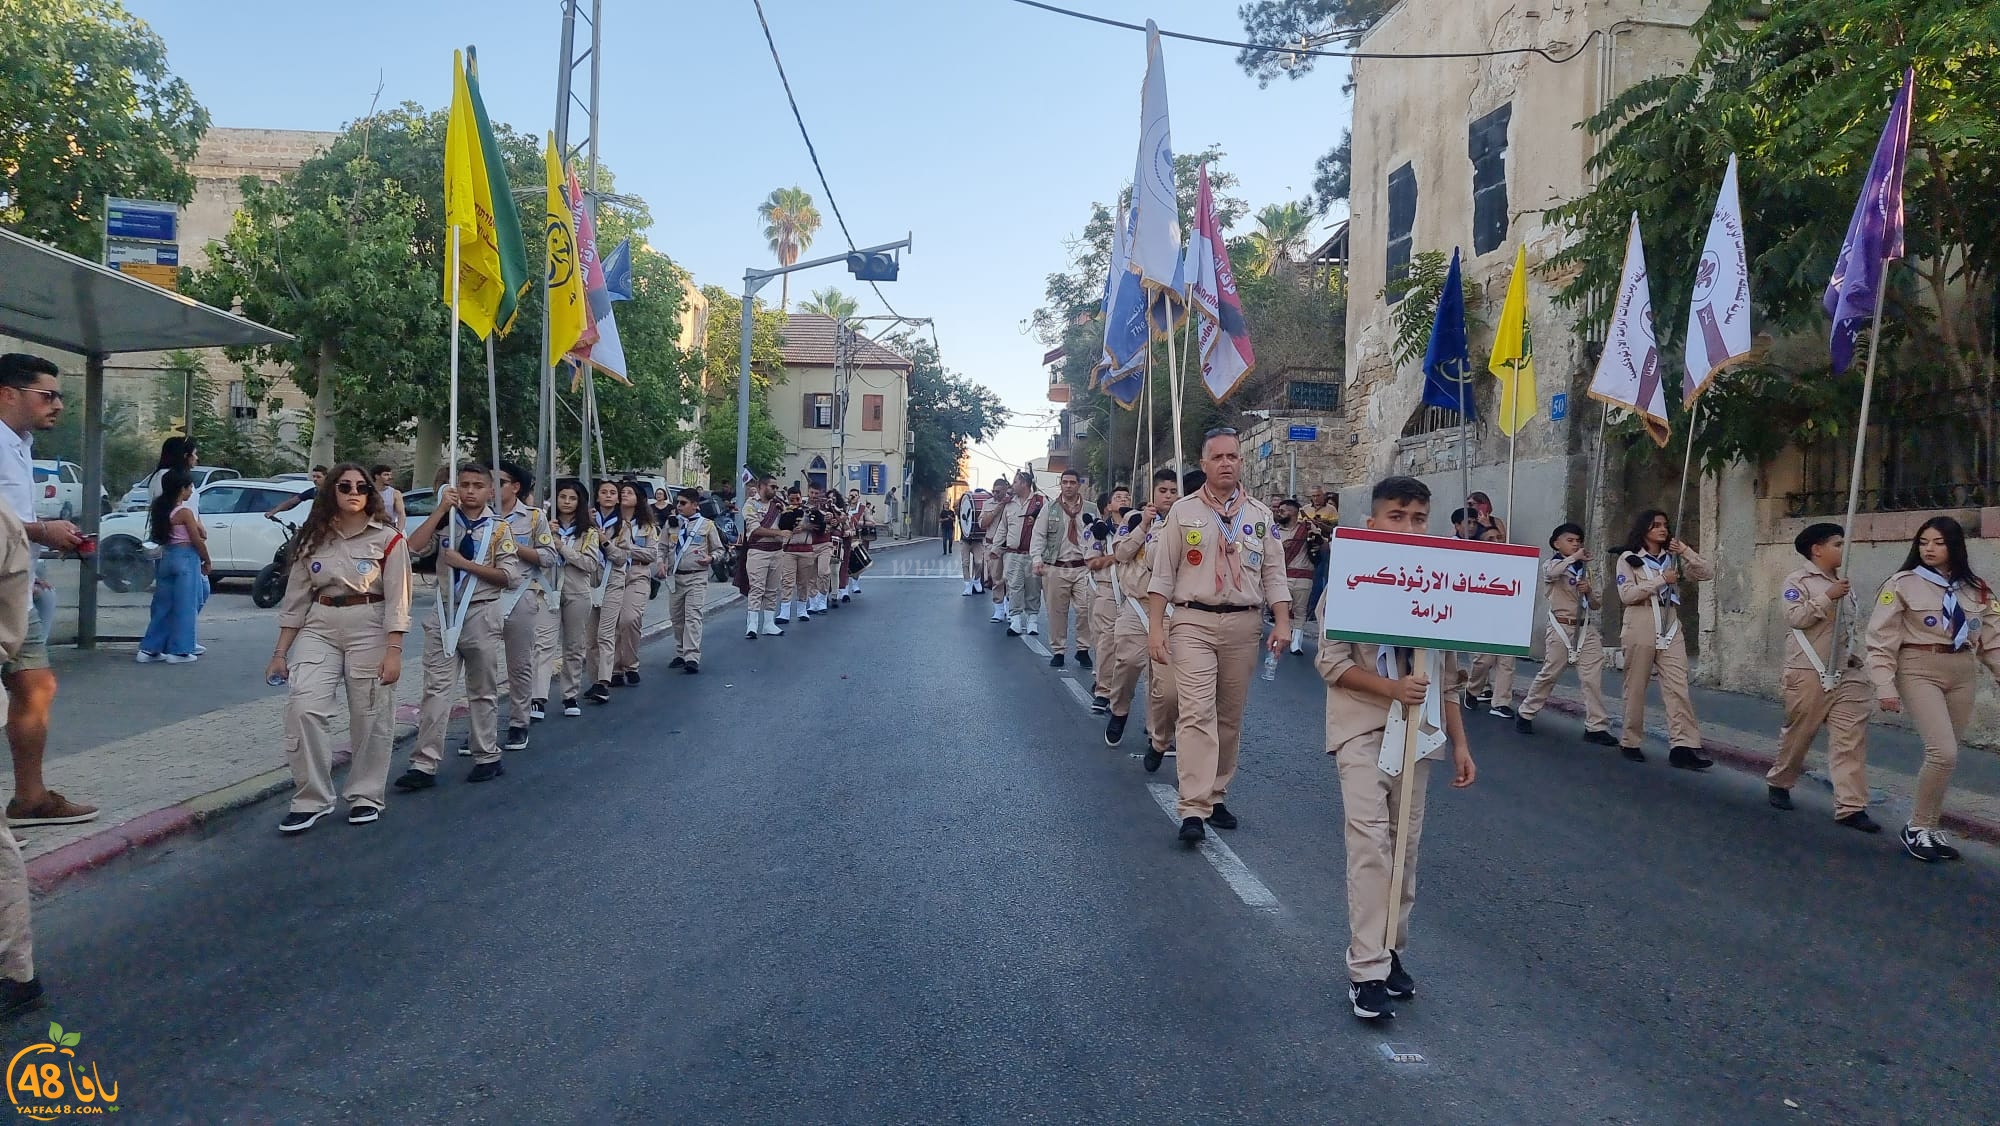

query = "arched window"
(808, 456), (828, 493)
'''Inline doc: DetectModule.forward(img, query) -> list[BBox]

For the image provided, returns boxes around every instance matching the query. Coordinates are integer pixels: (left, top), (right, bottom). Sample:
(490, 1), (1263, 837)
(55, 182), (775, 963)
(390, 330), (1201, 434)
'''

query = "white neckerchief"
(437, 508), (497, 651)
(1637, 552), (1680, 649)
(1914, 567), (1972, 650)
(1377, 648), (1448, 774)
(675, 514), (706, 571)
(591, 510), (619, 605)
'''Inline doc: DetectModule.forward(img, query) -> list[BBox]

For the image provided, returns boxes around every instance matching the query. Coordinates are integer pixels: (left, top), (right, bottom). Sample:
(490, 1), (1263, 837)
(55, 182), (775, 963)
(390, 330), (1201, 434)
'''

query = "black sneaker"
(669, 656), (686, 669)
(1178, 816), (1206, 845)
(467, 761), (505, 783)
(1621, 744), (1648, 763)
(1143, 744), (1167, 773)
(1349, 979), (1396, 1021)
(1105, 713), (1128, 747)
(278, 807), (333, 834)
(1902, 825), (1944, 862)
(347, 804), (381, 826)
(393, 769), (436, 792)
(1669, 746), (1714, 771)
(1050, 653), (1066, 669)
(1931, 830), (1962, 861)
(1076, 650), (1093, 670)
(1513, 716), (1534, 735)
(529, 700), (546, 722)
(1768, 786), (1794, 810)
(1583, 729), (1620, 746)
(0, 977), (43, 1021)
(1208, 804), (1239, 831)
(1091, 695), (1110, 715)
(684, 660), (700, 675)
(563, 698), (582, 717)
(1386, 952), (1416, 999)
(586, 682), (611, 704)
(1837, 810), (1884, 834)
(625, 670), (642, 686)
(610, 672), (628, 687)
(503, 726), (530, 752)
(1488, 704), (1517, 720)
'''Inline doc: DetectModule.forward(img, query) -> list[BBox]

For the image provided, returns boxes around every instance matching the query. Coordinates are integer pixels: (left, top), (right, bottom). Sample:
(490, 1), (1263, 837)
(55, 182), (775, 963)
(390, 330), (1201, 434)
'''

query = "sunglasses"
(1203, 426), (1239, 439)
(333, 480), (370, 495)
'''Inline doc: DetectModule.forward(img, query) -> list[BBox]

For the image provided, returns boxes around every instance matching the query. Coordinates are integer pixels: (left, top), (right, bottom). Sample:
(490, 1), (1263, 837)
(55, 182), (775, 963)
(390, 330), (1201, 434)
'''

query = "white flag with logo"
(1127, 21), (1181, 292)
(1682, 155), (1752, 407)
(1587, 214), (1669, 447)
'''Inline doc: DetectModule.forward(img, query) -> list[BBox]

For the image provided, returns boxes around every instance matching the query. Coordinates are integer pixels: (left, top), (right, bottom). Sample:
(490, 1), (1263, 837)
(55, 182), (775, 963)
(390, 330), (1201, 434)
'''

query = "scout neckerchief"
(1791, 566), (1852, 689)
(498, 500), (543, 618)
(551, 513), (592, 600)
(1550, 555), (1591, 663)
(674, 512), (707, 572)
(1914, 566), (1972, 650)
(1087, 509), (1121, 594)
(1013, 495), (1043, 551)
(1638, 550), (1679, 650)
(1197, 486), (1249, 597)
(591, 508), (620, 607)
(1060, 496), (1082, 547)
(438, 507), (497, 652)
(1376, 646), (1447, 774)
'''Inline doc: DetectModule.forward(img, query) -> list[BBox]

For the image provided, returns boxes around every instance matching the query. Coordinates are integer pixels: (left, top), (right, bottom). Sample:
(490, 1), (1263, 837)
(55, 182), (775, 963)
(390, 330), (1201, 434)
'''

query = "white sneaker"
(973, 580), (984, 593)
(135, 651), (159, 664)
(192, 644), (208, 656)
(963, 581), (975, 596)
(1026, 620), (1040, 636)
(760, 611), (785, 637)
(775, 609), (791, 624)
(1289, 629), (1304, 655)
(162, 653), (197, 664)
(991, 606), (1006, 622)
(747, 610), (760, 639)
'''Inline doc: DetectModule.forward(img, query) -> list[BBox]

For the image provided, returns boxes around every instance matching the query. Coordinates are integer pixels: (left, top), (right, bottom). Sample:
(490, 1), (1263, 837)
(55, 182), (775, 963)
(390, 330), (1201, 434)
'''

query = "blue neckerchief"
(1641, 553), (1679, 606)
(1915, 567), (1971, 649)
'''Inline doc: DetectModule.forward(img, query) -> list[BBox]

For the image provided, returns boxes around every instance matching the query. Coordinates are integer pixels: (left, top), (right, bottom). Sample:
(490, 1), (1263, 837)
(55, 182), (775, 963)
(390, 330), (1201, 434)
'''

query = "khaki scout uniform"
(958, 491), (991, 583)
(413, 509), (526, 772)
(498, 501), (558, 721)
(1769, 565), (1872, 817)
(1315, 641), (1461, 981)
(1865, 570), (2000, 830)
(1001, 493), (1044, 622)
(1028, 495), (1099, 657)
(1148, 492), (1289, 819)
(0, 503), (33, 985)
(1086, 520), (1121, 698)
(1279, 520), (1315, 618)
(279, 520), (413, 813)
(1107, 514), (1178, 751)
(981, 493), (1014, 613)
(811, 501), (838, 607)
(744, 495), (787, 615)
(1518, 554), (1612, 731)
(592, 511), (628, 684)
(1615, 546), (1713, 749)
(548, 520), (603, 702)
(616, 518), (659, 675)
(669, 512), (726, 663)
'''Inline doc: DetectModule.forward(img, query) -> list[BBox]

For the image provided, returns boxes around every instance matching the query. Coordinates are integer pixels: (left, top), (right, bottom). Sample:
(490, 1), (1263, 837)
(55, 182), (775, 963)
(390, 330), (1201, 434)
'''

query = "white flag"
(1588, 214), (1669, 447)
(588, 303), (628, 383)
(1682, 155), (1752, 407)
(1128, 21), (1181, 291)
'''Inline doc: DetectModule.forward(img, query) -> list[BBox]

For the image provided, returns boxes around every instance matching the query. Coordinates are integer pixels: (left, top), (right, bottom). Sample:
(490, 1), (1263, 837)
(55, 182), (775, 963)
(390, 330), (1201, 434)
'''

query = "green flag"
(465, 47), (530, 336)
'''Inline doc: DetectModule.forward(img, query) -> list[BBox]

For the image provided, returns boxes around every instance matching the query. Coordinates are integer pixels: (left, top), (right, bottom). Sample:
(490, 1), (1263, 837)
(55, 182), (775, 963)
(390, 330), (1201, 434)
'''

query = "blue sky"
(127, 0), (1351, 485)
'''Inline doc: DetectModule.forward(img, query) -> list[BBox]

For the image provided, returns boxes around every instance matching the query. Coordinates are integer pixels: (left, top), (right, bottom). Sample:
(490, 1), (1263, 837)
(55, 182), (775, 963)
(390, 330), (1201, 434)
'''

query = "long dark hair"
(551, 478), (591, 536)
(1901, 515), (1987, 593)
(294, 462), (385, 562)
(148, 469), (193, 544)
(1617, 508), (1670, 559)
(155, 436), (196, 472)
(618, 479), (655, 529)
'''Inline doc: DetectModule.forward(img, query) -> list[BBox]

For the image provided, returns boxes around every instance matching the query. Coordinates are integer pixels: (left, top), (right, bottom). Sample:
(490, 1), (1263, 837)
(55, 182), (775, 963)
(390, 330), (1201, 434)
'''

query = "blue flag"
(1824, 68), (1913, 374)
(602, 238), (633, 303)
(1421, 249), (1475, 419)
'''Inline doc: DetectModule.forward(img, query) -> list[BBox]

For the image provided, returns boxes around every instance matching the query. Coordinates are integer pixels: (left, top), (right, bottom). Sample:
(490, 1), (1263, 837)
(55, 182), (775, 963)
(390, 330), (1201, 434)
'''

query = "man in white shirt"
(0, 355), (96, 829)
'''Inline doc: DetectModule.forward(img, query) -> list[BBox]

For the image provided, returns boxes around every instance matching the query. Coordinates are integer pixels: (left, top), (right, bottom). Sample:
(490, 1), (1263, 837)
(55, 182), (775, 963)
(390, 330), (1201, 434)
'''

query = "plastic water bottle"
(1260, 650), (1279, 682)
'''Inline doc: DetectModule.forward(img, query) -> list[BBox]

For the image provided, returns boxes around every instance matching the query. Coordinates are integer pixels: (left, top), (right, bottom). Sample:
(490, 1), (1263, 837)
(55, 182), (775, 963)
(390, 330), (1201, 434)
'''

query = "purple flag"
(1823, 68), (1913, 374)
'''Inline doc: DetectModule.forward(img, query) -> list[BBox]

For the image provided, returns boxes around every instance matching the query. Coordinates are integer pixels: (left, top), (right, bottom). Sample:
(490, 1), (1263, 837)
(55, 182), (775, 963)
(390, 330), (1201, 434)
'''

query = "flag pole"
(1672, 397), (1704, 539)
(485, 336), (502, 474)
(1828, 261), (1894, 670)
(444, 223), (462, 629)
(1456, 363), (1470, 515)
(1503, 360), (1519, 538)
(1164, 301), (1185, 479)
(1582, 403), (1610, 634)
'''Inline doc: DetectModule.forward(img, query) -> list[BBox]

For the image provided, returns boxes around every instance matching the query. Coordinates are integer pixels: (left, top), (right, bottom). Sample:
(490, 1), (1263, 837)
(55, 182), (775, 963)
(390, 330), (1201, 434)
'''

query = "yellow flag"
(1488, 244), (1538, 437)
(544, 133), (590, 365)
(443, 50), (504, 338)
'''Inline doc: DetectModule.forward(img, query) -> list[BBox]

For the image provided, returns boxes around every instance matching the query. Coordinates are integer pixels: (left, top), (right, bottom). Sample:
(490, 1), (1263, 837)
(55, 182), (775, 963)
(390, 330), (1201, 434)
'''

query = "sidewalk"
(5, 578), (743, 893)
(1521, 658), (2000, 844)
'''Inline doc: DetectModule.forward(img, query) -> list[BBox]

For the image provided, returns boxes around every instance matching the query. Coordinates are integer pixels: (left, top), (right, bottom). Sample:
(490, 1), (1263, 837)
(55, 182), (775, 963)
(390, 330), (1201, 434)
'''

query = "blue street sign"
(1550, 393), (1568, 421)
(1287, 425), (1318, 442)
(1258, 441), (1272, 460)
(105, 198), (177, 243)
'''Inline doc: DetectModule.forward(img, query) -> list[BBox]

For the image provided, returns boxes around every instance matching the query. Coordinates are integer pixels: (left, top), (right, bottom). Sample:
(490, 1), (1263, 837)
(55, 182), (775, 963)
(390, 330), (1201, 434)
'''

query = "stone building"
(776, 313), (912, 523)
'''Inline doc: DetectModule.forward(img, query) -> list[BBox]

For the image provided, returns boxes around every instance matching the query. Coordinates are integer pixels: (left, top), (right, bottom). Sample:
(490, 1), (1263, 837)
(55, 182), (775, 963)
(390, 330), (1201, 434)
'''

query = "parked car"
(31, 460), (109, 520)
(96, 478), (312, 593)
(400, 488), (438, 573)
(115, 466), (243, 513)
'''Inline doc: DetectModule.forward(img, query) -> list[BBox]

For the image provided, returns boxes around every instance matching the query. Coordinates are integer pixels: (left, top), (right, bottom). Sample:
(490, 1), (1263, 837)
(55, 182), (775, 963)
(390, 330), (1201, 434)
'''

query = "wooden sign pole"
(1384, 648), (1429, 953)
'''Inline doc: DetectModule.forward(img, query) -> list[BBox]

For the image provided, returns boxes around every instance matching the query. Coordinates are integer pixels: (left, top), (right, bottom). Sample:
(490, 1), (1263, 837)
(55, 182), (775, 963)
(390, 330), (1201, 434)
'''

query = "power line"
(1003, 0), (1604, 65)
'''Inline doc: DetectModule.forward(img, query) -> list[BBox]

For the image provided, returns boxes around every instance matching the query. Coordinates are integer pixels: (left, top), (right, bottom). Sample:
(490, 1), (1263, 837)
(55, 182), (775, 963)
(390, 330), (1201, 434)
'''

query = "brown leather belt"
(1051, 560), (1086, 568)
(675, 568), (708, 575)
(1907, 643), (1970, 654)
(1177, 600), (1255, 614)
(316, 592), (384, 608)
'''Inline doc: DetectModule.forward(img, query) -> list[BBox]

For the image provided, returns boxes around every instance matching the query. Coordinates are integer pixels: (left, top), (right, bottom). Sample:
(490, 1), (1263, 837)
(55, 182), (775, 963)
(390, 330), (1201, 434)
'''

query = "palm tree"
(758, 186), (822, 310)
(1247, 201), (1314, 278)
(800, 286), (859, 324)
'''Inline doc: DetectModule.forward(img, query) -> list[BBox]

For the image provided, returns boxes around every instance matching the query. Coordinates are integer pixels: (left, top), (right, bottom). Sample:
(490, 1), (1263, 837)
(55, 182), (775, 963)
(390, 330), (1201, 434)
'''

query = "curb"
(1537, 695), (2000, 847)
(24, 591), (742, 895)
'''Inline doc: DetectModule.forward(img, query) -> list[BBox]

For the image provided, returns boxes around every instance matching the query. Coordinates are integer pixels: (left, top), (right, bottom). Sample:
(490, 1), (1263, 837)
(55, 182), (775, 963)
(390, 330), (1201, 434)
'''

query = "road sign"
(106, 197), (178, 243)
(1287, 425), (1319, 442)
(1550, 393), (1568, 421)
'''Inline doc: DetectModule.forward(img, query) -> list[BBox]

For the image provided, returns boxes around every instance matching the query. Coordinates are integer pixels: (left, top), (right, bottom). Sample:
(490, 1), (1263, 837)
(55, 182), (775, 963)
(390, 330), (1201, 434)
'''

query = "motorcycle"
(250, 517), (305, 609)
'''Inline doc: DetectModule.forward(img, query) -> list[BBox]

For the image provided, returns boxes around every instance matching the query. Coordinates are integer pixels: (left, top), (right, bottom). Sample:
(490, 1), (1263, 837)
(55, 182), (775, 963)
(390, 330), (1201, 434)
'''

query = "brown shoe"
(6, 791), (99, 828)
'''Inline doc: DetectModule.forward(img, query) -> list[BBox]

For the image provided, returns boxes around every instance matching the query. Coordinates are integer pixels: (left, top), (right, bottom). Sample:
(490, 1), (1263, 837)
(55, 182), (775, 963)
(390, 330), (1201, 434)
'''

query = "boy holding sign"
(1315, 476), (1479, 1021)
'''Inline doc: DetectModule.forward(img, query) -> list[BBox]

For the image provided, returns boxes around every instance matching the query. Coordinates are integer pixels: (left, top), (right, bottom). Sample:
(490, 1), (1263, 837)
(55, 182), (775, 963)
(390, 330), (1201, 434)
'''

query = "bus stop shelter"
(0, 226), (293, 647)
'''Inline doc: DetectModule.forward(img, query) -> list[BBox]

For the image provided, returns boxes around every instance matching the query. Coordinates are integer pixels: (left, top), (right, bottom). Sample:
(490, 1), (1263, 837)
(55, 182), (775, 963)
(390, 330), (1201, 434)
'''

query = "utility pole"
(538, 0), (605, 493)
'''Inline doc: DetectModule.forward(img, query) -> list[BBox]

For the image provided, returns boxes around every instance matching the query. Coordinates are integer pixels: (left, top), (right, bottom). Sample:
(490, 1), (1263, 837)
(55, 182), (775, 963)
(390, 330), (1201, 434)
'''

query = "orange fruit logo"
(7, 1023), (120, 1120)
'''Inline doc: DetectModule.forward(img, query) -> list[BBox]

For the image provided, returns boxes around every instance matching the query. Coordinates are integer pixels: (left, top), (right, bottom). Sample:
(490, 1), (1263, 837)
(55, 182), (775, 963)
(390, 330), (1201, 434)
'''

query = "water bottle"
(1260, 650), (1279, 682)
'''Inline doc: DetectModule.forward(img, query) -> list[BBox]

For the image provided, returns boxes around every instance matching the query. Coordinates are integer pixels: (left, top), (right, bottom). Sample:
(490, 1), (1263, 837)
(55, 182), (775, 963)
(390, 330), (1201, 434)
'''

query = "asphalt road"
(18, 542), (2000, 1123)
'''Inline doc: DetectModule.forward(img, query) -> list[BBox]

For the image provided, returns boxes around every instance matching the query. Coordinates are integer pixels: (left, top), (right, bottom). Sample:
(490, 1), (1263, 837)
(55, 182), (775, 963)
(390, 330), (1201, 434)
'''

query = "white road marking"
(1023, 637), (1051, 658)
(1378, 1043), (1427, 1066)
(1146, 784), (1280, 910)
(1062, 678), (1092, 708)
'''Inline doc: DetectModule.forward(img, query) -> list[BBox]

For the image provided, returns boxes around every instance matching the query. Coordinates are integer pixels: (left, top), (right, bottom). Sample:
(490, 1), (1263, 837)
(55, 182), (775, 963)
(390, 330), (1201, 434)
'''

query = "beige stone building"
(776, 313), (912, 519)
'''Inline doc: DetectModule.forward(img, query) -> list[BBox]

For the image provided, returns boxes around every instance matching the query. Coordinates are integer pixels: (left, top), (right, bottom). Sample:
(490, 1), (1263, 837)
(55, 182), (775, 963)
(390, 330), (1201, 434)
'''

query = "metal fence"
(1785, 384), (1999, 516)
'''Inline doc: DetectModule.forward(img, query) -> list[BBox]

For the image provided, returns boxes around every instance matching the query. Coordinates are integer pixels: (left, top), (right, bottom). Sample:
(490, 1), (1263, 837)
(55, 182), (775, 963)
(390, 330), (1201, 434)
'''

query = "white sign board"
(1320, 527), (1540, 656)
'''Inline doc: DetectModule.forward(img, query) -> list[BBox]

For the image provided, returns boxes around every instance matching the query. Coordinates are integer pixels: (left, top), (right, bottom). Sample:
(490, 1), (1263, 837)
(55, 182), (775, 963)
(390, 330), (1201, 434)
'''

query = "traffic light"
(846, 251), (899, 282)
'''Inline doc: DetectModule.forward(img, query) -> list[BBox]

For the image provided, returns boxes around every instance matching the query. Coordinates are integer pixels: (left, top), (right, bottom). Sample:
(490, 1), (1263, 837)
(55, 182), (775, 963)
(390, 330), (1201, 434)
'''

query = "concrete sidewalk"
(1514, 657), (2000, 844)
(6, 577), (743, 892)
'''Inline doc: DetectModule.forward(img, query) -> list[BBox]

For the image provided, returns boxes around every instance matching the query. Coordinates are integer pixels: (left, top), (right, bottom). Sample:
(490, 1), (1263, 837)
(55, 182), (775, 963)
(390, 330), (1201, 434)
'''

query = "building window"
(1402, 403), (1471, 440)
(227, 381), (257, 420)
(862, 393), (884, 432)
(1385, 162), (1417, 303)
(803, 392), (834, 429)
(1469, 104), (1512, 256)
(1286, 380), (1341, 412)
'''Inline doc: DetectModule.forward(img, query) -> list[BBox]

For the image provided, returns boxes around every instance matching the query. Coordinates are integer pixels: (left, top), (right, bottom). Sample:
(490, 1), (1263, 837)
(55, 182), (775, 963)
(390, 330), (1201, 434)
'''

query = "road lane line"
(1146, 784), (1280, 910)
(1023, 636), (1051, 658)
(1062, 678), (1092, 709)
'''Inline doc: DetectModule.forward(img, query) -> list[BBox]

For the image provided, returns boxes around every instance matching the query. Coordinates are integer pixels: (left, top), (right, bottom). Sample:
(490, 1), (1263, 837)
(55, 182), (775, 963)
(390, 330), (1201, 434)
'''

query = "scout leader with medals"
(267, 463), (413, 833)
(397, 462), (527, 790)
(1147, 429), (1291, 844)
(1105, 468), (1180, 769)
(666, 487), (726, 675)
(545, 479), (603, 717)
(495, 462), (557, 752)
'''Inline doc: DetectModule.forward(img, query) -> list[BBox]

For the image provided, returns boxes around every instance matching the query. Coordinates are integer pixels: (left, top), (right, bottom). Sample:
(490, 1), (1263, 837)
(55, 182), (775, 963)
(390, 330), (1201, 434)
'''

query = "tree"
(1546, 0), (2000, 470)
(0, 0), (210, 258)
(150, 351), (293, 479)
(758, 186), (821, 311)
(799, 287), (859, 324)
(694, 284), (788, 483)
(1381, 250), (1480, 368)
(1308, 130), (1352, 216)
(1247, 202), (1315, 278)
(1235, 0), (1397, 87)
(886, 332), (1009, 499)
